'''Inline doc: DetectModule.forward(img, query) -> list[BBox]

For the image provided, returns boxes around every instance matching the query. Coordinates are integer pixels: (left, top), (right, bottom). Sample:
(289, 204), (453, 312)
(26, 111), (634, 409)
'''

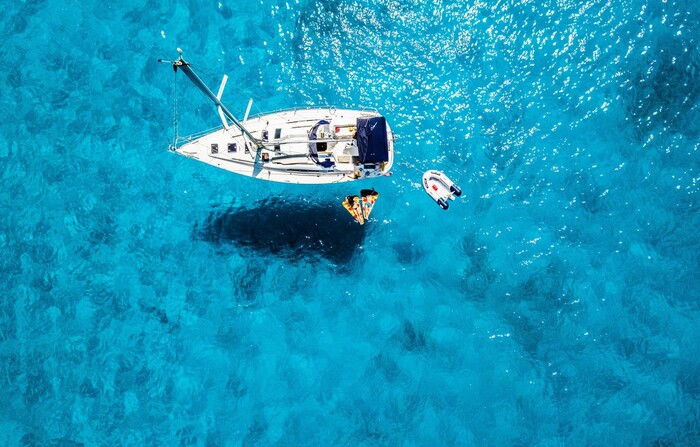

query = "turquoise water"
(2, 0), (699, 444)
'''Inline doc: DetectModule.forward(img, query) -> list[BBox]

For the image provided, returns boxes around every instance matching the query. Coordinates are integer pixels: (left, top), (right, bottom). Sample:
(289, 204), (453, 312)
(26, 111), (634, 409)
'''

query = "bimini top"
(308, 120), (331, 164)
(357, 116), (389, 164)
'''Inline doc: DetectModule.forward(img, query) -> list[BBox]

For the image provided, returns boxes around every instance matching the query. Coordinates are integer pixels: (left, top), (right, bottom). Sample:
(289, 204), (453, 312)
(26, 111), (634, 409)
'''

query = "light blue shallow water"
(1, 0), (699, 445)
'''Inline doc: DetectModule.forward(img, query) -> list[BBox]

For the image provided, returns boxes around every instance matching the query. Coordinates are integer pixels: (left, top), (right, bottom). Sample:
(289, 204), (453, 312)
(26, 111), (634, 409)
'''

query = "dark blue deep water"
(1, 0), (699, 445)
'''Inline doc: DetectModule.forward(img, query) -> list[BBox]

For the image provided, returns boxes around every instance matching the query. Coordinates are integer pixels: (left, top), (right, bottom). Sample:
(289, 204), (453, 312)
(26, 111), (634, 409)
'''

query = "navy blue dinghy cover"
(308, 120), (330, 164)
(356, 116), (389, 163)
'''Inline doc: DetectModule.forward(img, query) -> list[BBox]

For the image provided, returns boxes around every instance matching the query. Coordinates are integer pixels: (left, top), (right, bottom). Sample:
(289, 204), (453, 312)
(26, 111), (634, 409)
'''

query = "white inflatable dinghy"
(422, 170), (462, 210)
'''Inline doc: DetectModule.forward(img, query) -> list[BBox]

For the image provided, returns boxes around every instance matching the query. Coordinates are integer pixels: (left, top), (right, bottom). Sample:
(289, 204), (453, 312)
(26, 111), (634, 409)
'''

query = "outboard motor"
(437, 198), (449, 210)
(450, 184), (462, 196)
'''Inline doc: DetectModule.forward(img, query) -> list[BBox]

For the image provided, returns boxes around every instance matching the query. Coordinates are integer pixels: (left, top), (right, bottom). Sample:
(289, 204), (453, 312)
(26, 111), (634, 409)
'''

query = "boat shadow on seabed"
(194, 197), (365, 264)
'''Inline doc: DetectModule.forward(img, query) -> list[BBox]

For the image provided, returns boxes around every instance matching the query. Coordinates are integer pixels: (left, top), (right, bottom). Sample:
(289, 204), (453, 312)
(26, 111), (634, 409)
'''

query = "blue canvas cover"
(357, 117), (388, 163)
(308, 120), (330, 164)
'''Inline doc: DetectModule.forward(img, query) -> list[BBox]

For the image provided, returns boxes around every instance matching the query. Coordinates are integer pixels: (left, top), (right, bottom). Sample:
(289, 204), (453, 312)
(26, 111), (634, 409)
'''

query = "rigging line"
(192, 63), (225, 83)
(182, 85), (257, 155)
(193, 64), (273, 113)
(184, 62), (282, 120)
(172, 63), (179, 146)
(177, 63), (249, 131)
(195, 62), (249, 96)
(187, 59), (322, 113)
(156, 119), (173, 148)
(196, 64), (260, 110)
(175, 64), (264, 160)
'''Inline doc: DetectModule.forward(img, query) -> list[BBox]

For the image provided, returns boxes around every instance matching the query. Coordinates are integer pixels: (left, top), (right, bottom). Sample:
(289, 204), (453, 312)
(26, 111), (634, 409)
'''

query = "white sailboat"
(160, 49), (395, 184)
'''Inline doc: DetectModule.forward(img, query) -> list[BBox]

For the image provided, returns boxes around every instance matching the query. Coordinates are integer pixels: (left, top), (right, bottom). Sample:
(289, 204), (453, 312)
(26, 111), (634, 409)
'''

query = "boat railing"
(246, 105), (380, 119)
(171, 105), (382, 148)
(172, 125), (225, 148)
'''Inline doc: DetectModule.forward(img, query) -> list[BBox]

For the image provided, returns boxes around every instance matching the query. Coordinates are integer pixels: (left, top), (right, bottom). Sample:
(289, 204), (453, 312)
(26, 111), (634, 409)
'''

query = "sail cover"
(357, 117), (388, 163)
(308, 120), (330, 164)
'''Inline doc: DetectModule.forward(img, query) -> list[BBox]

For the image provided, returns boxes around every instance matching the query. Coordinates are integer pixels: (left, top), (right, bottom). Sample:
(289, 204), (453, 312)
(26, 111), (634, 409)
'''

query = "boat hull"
(173, 108), (394, 185)
(422, 170), (461, 210)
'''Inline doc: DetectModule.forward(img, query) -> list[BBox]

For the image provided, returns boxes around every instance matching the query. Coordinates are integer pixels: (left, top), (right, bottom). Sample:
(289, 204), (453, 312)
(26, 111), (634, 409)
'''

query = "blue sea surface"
(1, 0), (699, 445)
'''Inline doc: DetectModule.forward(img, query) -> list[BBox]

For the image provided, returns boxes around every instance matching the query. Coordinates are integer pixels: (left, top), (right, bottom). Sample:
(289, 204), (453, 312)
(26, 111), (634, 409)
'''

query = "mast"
(164, 49), (264, 151)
